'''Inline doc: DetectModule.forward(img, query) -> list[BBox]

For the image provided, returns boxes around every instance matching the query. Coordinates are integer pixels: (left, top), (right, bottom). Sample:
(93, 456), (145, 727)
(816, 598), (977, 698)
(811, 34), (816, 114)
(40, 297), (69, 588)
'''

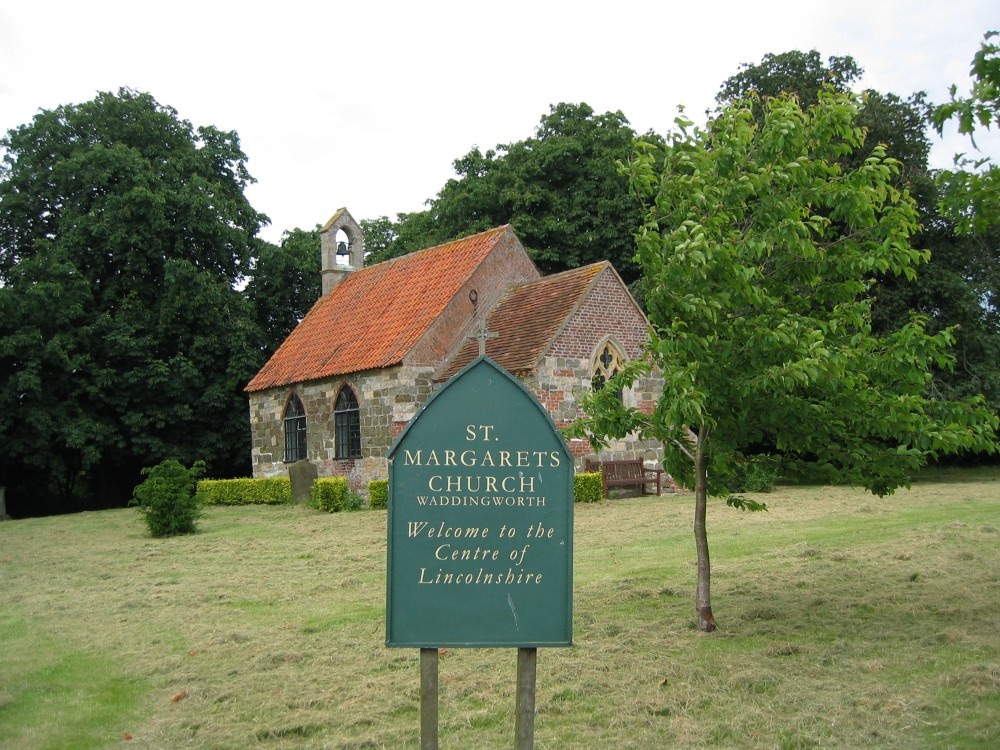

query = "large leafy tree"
(917, 31), (1000, 418)
(0, 89), (268, 514)
(570, 90), (998, 632)
(246, 228), (322, 355)
(717, 50), (863, 112)
(374, 103), (651, 285)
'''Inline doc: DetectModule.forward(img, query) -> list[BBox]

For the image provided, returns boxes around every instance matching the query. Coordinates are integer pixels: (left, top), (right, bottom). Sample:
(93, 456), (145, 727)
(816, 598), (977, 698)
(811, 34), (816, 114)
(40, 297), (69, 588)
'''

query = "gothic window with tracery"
(592, 342), (625, 401)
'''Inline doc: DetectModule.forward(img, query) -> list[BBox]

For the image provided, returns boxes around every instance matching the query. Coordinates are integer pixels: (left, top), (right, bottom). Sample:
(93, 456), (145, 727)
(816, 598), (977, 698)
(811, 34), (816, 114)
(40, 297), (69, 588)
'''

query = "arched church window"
(592, 341), (626, 401)
(283, 393), (307, 463)
(334, 386), (362, 459)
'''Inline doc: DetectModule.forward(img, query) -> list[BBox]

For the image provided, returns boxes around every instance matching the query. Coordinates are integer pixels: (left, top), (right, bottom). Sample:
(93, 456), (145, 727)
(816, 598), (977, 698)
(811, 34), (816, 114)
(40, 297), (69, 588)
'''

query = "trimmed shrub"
(132, 460), (205, 537)
(574, 472), (603, 503)
(369, 480), (389, 510)
(198, 477), (291, 505)
(311, 477), (351, 512)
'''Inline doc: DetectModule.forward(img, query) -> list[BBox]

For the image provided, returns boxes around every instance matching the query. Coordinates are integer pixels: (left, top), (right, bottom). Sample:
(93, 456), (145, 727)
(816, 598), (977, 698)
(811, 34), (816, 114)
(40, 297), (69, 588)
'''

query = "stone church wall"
(248, 364), (435, 492)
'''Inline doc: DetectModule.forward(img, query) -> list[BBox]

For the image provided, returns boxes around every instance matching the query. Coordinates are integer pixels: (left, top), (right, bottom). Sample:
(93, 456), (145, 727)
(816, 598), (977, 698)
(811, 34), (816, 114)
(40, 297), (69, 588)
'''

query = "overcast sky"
(1, 1), (996, 244)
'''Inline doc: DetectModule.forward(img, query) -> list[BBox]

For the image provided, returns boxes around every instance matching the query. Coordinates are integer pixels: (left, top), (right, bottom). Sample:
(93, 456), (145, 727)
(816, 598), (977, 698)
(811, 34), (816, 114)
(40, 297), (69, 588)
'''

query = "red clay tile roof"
(245, 226), (512, 392)
(440, 262), (609, 379)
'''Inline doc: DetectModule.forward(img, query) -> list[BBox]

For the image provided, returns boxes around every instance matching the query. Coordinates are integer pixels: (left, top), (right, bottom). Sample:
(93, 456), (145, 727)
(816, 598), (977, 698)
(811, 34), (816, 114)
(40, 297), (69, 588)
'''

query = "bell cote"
(320, 208), (365, 296)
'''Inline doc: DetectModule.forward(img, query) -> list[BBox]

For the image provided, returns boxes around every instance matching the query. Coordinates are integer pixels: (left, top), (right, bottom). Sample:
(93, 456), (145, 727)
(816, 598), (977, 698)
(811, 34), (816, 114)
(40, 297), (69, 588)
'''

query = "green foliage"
(365, 103), (655, 285)
(716, 50), (863, 111)
(131, 460), (205, 537)
(724, 494), (769, 512)
(930, 31), (1000, 235)
(614, 88), (996, 493)
(310, 477), (353, 512)
(368, 479), (389, 510)
(245, 228), (321, 356)
(343, 491), (364, 512)
(359, 217), (399, 265)
(716, 456), (779, 494)
(0, 88), (268, 509)
(574, 472), (604, 503)
(198, 477), (291, 505)
(717, 47), (1000, 426)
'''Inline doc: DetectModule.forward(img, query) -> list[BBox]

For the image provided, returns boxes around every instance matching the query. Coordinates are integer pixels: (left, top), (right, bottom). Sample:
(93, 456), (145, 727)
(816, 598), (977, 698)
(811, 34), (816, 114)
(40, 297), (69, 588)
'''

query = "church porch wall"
(546, 270), (650, 362)
(531, 356), (664, 470)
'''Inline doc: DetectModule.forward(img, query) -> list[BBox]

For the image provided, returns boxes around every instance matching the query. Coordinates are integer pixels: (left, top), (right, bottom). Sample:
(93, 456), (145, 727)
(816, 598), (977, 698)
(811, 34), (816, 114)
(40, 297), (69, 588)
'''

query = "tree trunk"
(693, 433), (716, 632)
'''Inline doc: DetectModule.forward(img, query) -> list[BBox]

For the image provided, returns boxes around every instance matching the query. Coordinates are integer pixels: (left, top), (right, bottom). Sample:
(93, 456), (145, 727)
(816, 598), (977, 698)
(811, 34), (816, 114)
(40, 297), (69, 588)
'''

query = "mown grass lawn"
(1, 470), (998, 749)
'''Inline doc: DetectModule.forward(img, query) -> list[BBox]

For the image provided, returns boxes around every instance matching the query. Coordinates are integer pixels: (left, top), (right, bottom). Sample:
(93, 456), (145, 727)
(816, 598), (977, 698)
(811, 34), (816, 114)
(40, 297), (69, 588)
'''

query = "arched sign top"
(389, 356), (571, 464)
(386, 355), (574, 648)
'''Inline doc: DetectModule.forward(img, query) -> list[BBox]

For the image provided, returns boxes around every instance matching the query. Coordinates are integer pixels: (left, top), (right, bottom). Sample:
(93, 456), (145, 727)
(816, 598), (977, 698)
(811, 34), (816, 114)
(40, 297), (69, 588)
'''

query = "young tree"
(0, 89), (267, 512)
(569, 90), (998, 632)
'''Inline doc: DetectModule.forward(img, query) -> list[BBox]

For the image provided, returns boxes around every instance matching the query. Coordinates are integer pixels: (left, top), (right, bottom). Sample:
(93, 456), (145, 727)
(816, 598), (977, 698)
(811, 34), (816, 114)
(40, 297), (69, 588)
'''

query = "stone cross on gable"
(468, 318), (499, 357)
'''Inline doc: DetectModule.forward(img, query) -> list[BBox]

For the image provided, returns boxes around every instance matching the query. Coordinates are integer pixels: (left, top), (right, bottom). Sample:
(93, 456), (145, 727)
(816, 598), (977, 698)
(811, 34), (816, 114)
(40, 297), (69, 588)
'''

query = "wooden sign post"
(386, 354), (574, 748)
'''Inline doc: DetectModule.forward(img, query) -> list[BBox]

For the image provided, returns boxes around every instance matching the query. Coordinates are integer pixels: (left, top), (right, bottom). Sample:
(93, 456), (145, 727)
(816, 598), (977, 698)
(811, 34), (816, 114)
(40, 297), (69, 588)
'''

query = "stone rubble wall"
(248, 364), (435, 492)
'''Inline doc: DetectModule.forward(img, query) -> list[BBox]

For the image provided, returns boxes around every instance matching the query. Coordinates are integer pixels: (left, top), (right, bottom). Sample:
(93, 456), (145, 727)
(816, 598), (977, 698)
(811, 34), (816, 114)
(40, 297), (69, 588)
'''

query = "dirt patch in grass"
(1, 475), (998, 748)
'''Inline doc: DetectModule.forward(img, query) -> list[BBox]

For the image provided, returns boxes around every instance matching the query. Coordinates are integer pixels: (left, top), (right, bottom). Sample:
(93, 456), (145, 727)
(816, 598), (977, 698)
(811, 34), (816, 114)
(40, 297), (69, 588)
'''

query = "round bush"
(132, 460), (205, 537)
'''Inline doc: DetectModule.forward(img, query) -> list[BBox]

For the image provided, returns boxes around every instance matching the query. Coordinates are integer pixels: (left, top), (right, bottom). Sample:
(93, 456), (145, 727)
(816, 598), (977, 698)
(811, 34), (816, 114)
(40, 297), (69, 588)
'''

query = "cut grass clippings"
(0, 470), (998, 748)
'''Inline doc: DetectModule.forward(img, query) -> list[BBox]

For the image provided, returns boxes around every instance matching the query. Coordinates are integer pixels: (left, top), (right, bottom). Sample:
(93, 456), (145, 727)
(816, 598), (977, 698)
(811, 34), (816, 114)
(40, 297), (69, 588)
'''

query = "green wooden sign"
(386, 356), (573, 648)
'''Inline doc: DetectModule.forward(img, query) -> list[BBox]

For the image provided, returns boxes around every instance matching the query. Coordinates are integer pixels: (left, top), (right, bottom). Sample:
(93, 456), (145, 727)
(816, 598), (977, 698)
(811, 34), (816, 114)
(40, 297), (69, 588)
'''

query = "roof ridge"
(366, 225), (511, 272)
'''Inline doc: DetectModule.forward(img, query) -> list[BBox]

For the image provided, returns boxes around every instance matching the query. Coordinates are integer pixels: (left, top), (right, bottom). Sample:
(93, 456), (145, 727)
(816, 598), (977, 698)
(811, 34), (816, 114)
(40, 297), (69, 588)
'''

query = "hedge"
(369, 480), (388, 510)
(199, 473), (603, 509)
(574, 472), (603, 503)
(198, 477), (291, 505)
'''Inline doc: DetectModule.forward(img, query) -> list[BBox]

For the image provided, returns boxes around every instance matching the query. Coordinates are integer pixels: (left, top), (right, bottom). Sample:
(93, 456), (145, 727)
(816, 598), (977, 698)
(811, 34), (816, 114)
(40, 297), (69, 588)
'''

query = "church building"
(245, 208), (663, 491)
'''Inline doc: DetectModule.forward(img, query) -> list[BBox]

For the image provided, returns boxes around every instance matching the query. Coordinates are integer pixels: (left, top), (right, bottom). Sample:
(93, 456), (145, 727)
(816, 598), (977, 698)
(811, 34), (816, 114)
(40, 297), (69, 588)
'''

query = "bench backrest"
(587, 459), (647, 478)
(604, 459), (646, 480)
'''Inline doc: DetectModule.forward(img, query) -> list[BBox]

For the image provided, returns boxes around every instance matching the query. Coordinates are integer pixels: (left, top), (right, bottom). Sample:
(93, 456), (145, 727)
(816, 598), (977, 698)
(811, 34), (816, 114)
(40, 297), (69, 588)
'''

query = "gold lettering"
(434, 544), (501, 561)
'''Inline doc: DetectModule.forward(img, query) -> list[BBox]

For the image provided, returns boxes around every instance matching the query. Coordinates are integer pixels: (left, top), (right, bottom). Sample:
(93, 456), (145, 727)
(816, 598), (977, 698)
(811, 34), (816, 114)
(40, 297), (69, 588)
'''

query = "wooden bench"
(585, 459), (665, 497)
